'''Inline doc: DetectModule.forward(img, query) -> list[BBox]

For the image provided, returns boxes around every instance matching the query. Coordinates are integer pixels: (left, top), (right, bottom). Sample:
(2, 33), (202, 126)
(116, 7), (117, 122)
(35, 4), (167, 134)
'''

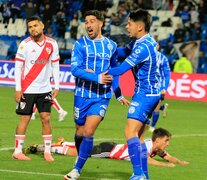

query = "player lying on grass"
(24, 128), (189, 167)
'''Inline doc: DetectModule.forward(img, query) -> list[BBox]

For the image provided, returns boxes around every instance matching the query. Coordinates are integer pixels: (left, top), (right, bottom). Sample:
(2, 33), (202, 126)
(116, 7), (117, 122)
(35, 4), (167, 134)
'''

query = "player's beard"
(88, 29), (100, 40)
(31, 32), (43, 41)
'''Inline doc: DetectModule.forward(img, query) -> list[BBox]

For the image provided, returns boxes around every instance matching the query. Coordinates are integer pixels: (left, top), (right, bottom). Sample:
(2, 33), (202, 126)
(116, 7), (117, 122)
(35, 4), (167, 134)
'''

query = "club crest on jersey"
(20, 102), (26, 109)
(107, 44), (113, 50)
(46, 47), (52, 55)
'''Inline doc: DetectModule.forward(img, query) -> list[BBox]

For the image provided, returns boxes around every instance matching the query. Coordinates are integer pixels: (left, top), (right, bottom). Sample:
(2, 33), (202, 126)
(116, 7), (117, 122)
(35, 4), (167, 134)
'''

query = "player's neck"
(32, 34), (44, 43)
(136, 31), (147, 39)
(94, 34), (102, 40)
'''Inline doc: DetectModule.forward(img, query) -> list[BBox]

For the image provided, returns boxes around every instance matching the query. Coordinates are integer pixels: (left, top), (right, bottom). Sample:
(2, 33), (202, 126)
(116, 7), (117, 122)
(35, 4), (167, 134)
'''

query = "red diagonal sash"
(22, 42), (53, 92)
(110, 144), (128, 160)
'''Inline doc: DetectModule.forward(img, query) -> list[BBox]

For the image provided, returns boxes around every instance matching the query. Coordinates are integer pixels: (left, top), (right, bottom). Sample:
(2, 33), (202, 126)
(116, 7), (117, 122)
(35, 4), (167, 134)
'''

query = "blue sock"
(151, 112), (159, 127)
(74, 136), (94, 173)
(74, 134), (83, 155)
(160, 104), (164, 111)
(141, 143), (149, 179)
(127, 137), (143, 176)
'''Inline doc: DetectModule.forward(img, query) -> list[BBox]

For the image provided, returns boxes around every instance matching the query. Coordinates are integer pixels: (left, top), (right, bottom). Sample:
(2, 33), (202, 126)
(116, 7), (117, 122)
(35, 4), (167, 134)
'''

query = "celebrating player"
(64, 10), (130, 180)
(118, 42), (171, 132)
(105, 9), (160, 179)
(13, 16), (60, 162)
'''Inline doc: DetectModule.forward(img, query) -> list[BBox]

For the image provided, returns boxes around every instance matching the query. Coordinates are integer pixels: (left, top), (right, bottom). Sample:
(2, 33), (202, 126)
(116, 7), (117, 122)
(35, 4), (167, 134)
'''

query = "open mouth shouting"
(87, 28), (94, 37)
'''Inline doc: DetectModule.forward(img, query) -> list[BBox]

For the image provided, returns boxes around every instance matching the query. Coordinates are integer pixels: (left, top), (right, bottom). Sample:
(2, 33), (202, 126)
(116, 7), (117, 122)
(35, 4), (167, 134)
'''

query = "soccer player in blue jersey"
(106, 9), (160, 179)
(64, 10), (130, 180)
(119, 45), (171, 131)
(149, 51), (171, 131)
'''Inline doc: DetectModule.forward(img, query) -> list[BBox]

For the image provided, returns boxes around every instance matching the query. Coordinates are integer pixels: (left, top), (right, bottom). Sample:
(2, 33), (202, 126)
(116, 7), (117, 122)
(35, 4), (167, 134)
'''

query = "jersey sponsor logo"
(31, 59), (50, 64)
(20, 102), (26, 109)
(96, 53), (110, 59)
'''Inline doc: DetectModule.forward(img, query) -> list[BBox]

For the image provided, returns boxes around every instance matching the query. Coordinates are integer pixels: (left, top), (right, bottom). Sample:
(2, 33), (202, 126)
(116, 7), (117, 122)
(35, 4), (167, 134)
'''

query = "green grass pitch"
(0, 86), (206, 180)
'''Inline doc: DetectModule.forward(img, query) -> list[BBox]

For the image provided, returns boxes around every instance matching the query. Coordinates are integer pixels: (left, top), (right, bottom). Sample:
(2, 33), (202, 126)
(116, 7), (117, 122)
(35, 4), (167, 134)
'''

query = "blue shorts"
(74, 96), (110, 126)
(127, 93), (160, 124)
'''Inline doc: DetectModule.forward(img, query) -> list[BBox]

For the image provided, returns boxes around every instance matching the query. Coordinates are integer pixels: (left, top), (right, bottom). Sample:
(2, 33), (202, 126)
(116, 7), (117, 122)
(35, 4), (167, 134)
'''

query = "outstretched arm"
(163, 153), (189, 165)
(148, 157), (176, 167)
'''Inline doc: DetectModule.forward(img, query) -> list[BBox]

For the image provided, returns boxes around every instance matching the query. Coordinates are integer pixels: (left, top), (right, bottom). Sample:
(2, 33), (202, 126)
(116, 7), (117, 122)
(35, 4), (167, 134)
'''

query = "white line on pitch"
(0, 169), (120, 179)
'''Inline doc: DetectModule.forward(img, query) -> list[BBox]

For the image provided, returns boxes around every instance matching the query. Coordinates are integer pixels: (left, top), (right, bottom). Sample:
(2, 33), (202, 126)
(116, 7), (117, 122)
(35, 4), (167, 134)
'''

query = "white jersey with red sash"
(15, 36), (60, 93)
(109, 139), (153, 161)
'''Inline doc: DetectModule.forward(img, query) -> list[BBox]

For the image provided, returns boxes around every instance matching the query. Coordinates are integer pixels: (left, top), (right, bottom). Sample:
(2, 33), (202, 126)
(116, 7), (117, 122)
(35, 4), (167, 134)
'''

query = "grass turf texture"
(0, 86), (206, 180)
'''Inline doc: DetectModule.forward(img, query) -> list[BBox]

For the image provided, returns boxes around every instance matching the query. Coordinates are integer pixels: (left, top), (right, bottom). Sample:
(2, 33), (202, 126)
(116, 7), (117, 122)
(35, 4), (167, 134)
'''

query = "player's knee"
(41, 114), (50, 124)
(83, 128), (95, 136)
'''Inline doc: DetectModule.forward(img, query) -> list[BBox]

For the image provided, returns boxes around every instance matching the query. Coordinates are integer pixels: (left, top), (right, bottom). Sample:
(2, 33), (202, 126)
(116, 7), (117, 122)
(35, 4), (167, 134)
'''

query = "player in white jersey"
(108, 128), (189, 167)
(13, 16), (60, 162)
(26, 128), (189, 167)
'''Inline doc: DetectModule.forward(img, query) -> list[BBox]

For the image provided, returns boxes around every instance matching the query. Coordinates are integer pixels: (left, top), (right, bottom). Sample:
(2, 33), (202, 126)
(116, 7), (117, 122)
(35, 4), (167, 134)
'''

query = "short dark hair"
(84, 10), (104, 22)
(152, 128), (172, 141)
(26, 16), (42, 24)
(129, 9), (152, 32)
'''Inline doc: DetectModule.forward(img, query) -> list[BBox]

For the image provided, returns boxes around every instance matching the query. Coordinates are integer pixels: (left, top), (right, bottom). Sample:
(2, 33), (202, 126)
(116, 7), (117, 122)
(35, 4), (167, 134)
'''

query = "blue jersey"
(108, 34), (160, 95)
(157, 52), (170, 91)
(71, 35), (120, 99)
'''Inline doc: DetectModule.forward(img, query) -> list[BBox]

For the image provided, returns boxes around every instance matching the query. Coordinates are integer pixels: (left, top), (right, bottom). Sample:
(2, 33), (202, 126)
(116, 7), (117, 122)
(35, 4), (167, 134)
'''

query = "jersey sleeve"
(15, 41), (26, 62)
(108, 44), (149, 76)
(52, 61), (59, 90)
(117, 40), (135, 62)
(71, 41), (99, 82)
(125, 43), (149, 66)
(156, 149), (167, 158)
(161, 54), (171, 90)
(110, 47), (123, 100)
(51, 40), (60, 62)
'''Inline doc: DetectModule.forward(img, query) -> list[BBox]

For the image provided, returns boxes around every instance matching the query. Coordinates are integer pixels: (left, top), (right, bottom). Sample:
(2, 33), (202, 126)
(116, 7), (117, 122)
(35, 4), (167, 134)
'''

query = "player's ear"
(99, 21), (103, 27)
(40, 21), (44, 29)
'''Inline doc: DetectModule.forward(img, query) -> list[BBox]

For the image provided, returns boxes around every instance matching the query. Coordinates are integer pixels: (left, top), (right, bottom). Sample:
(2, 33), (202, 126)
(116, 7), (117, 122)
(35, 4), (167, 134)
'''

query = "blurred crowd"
(0, 0), (207, 73)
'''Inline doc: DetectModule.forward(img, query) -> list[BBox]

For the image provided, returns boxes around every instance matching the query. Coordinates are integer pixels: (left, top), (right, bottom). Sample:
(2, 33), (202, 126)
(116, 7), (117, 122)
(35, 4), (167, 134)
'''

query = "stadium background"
(0, 0), (207, 179)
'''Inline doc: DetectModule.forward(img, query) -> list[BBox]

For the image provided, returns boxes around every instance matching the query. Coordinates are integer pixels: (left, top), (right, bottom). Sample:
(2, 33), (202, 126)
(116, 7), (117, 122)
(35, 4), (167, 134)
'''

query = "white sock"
(42, 134), (52, 153)
(14, 135), (25, 154)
